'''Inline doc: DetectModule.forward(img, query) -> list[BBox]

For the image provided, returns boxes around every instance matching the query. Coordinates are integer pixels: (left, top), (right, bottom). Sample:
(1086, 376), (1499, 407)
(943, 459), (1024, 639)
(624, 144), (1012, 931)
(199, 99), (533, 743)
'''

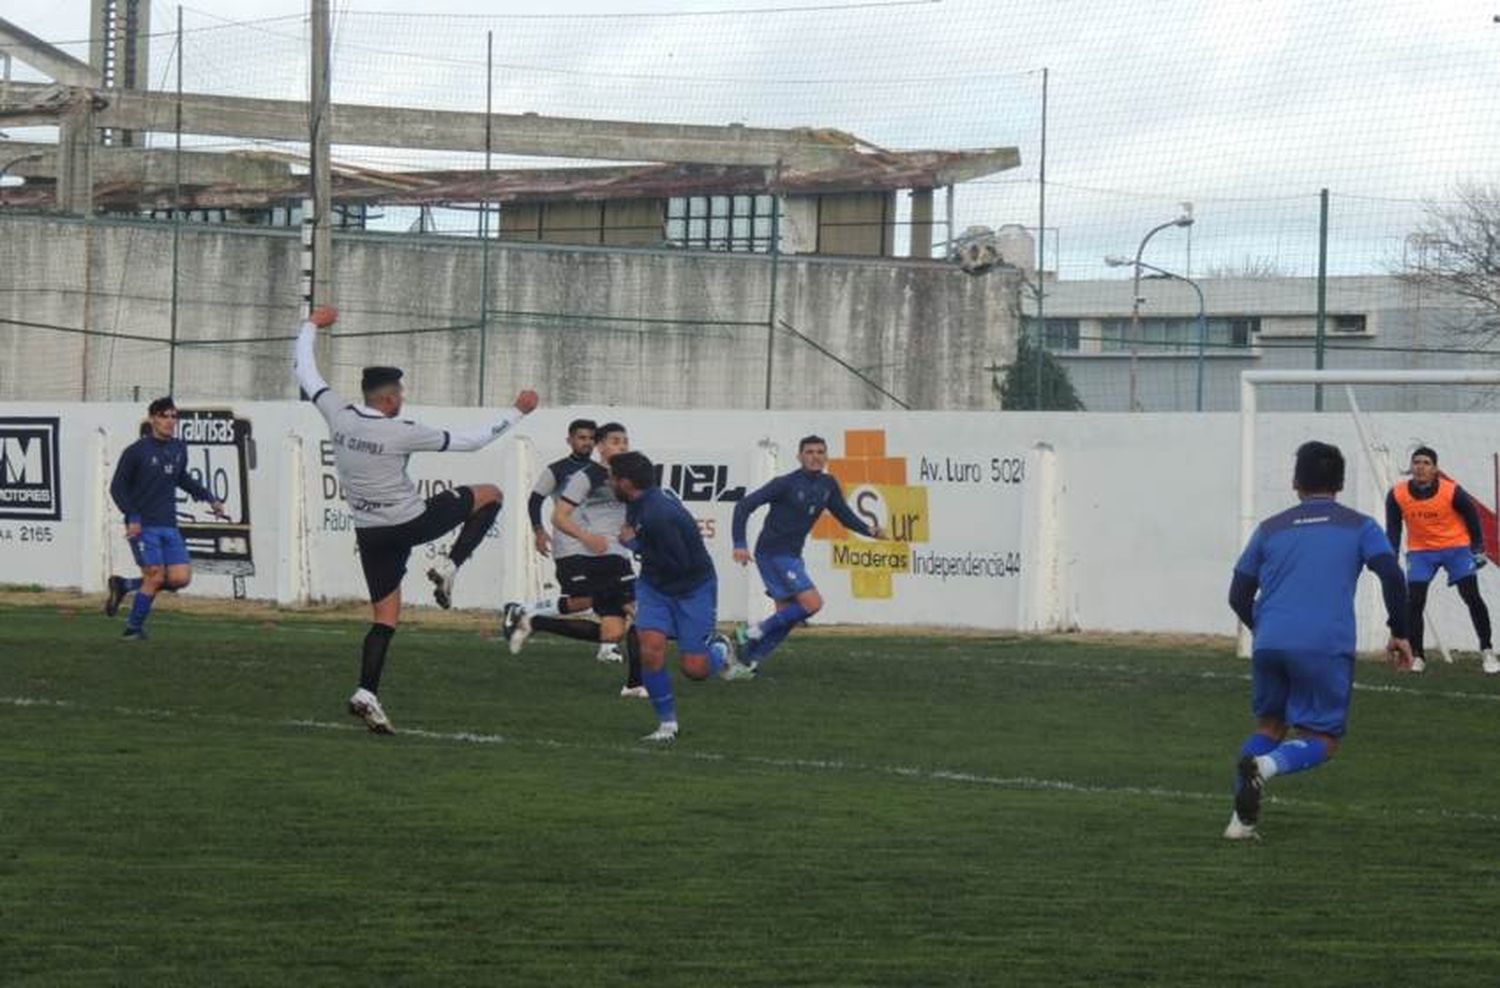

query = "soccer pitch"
(4, 600), (1499, 986)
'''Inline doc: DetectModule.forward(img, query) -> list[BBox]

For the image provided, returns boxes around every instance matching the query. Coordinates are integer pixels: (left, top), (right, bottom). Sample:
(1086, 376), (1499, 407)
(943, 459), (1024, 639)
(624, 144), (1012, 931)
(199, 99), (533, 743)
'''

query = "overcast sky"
(7, 0), (1500, 276)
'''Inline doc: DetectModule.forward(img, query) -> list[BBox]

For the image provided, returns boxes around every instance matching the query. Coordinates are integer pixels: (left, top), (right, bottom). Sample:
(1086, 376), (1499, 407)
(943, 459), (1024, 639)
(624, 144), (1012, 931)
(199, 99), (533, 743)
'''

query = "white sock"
(746, 623), (764, 641)
(529, 597), (561, 617)
(1254, 754), (1280, 781)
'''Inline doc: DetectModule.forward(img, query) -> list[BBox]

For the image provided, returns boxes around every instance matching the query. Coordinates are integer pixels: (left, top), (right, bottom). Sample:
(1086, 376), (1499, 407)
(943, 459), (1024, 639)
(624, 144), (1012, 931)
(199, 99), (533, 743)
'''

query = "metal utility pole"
(168, 6), (182, 393)
(309, 0), (332, 309)
(1314, 188), (1329, 411)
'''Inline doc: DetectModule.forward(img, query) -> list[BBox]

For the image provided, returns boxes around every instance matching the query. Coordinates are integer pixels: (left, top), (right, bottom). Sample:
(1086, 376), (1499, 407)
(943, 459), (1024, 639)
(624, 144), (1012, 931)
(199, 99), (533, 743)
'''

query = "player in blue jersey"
(730, 435), (886, 671)
(1224, 440), (1412, 840)
(608, 451), (746, 743)
(103, 396), (228, 640)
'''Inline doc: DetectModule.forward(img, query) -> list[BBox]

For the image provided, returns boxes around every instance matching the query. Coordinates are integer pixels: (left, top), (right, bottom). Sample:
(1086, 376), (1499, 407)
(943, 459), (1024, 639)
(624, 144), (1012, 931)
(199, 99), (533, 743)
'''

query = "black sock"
(449, 500), (501, 568)
(360, 623), (396, 692)
(624, 627), (642, 687)
(1455, 580), (1493, 650)
(531, 616), (601, 642)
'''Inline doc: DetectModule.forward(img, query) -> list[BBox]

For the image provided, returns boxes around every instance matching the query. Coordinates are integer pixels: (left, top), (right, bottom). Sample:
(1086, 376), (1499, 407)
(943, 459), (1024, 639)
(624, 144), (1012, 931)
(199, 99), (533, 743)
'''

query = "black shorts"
(555, 554), (636, 618)
(354, 487), (476, 602)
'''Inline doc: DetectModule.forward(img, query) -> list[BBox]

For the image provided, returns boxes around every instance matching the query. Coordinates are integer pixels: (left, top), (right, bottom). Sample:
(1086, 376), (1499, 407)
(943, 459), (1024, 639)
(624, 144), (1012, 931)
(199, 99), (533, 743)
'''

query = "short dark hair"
(567, 418), (597, 436)
(360, 366), (403, 397)
(595, 421), (627, 444)
(798, 434), (827, 452)
(1411, 445), (1438, 465)
(1294, 441), (1345, 493)
(609, 450), (656, 490)
(147, 396), (176, 416)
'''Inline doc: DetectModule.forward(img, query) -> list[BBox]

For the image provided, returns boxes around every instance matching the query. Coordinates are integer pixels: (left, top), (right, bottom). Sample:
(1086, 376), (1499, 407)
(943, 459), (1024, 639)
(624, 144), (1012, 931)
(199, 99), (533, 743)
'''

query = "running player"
(104, 396), (228, 640)
(730, 435), (885, 671)
(608, 450), (746, 743)
(1225, 441), (1411, 840)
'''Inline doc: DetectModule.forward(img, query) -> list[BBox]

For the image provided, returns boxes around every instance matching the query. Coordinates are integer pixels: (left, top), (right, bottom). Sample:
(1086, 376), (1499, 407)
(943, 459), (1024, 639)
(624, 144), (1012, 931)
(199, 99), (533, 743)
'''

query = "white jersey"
(291, 319), (526, 530)
(312, 390), (449, 528)
(557, 461), (632, 562)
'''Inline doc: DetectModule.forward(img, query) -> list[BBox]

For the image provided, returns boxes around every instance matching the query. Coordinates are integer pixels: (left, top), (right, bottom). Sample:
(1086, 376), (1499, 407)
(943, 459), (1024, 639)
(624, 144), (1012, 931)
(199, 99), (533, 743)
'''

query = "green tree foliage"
(997, 332), (1085, 411)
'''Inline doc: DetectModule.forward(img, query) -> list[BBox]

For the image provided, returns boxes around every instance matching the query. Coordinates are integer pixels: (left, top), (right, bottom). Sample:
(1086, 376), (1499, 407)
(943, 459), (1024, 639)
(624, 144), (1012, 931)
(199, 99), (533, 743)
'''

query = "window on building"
(1022, 317), (1081, 351)
(1100, 316), (1256, 353)
(1333, 314), (1367, 333)
(666, 194), (776, 252)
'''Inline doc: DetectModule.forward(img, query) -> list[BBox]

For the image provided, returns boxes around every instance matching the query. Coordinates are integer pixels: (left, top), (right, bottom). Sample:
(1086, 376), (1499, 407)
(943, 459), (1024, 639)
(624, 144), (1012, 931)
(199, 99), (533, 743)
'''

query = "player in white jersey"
(293, 306), (538, 734)
(501, 423), (645, 696)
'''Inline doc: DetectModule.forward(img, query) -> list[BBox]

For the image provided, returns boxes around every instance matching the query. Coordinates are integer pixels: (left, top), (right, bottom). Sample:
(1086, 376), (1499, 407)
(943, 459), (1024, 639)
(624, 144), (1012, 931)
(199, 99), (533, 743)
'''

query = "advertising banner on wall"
(786, 424), (1031, 627)
(0, 417), (62, 522)
(0, 416), (65, 579)
(172, 409), (255, 577)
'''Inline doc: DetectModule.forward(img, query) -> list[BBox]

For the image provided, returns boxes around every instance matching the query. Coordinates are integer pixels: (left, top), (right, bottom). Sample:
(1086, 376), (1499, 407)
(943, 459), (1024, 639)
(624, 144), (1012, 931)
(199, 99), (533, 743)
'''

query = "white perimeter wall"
(4, 401), (1498, 653)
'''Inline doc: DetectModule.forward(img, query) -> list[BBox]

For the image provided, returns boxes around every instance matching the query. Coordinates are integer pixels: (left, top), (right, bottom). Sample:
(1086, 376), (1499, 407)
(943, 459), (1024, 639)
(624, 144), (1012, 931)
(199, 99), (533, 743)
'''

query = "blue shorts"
(635, 577), (717, 656)
(130, 526), (191, 568)
(1407, 546), (1477, 586)
(755, 552), (816, 601)
(1251, 648), (1354, 737)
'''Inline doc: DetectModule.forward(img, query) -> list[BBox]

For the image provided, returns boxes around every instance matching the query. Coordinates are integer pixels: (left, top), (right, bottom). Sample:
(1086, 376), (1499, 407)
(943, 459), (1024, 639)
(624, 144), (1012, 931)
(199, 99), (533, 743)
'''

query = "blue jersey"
(731, 469), (872, 558)
(625, 487), (715, 596)
(109, 434), (217, 527)
(1233, 498), (1398, 655)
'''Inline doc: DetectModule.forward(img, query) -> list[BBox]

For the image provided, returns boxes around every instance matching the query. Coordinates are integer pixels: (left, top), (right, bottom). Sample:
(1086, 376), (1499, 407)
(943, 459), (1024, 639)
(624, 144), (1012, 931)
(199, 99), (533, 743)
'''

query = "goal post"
(1238, 369), (1500, 657)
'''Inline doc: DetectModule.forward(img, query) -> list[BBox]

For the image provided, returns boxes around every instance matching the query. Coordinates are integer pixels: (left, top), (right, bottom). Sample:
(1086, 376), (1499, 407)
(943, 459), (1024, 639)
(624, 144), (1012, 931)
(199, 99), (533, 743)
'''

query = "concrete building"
(1032, 275), (1500, 412)
(0, 211), (1020, 410)
(1, 11), (1025, 410)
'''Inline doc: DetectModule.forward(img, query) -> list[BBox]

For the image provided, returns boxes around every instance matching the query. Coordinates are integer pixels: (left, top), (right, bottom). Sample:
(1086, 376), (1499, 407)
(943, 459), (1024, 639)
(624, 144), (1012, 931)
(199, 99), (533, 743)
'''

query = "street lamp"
(1119, 214), (1193, 410)
(0, 152), (44, 209)
(1107, 256), (1208, 411)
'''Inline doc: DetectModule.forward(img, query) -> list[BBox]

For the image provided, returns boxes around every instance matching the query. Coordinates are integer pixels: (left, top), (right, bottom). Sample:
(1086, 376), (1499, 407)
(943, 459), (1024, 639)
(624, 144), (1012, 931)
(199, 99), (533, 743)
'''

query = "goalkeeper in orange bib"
(1385, 445), (1498, 675)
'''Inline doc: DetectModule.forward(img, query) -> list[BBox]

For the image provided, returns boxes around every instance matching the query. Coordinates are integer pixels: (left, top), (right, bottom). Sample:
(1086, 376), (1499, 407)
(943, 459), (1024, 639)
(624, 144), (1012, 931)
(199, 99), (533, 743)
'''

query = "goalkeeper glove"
(1473, 550), (1489, 571)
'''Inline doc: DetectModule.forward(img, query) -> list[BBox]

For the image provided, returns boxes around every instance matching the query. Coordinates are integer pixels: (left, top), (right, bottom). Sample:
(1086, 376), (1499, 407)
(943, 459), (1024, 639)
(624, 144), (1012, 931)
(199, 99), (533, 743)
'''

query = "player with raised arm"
(1385, 445), (1498, 675)
(103, 396), (229, 640)
(608, 451), (744, 743)
(729, 435), (886, 672)
(1225, 441), (1411, 840)
(502, 422), (648, 697)
(293, 305), (538, 734)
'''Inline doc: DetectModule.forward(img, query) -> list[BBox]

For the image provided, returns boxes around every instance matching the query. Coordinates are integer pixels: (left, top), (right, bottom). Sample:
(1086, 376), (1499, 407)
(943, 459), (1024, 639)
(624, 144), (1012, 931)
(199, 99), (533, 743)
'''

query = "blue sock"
(746, 622), (793, 662)
(124, 577), (143, 592)
(706, 640), (727, 676)
(1267, 737), (1331, 777)
(643, 666), (675, 723)
(759, 602), (811, 637)
(126, 592), (155, 630)
(1235, 733), (1278, 792)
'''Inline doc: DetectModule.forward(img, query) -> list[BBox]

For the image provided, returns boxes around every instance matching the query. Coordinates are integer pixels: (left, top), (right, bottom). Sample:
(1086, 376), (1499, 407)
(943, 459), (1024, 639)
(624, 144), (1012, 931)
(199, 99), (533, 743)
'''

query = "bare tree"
(1398, 181), (1500, 344)
(1200, 257), (1292, 279)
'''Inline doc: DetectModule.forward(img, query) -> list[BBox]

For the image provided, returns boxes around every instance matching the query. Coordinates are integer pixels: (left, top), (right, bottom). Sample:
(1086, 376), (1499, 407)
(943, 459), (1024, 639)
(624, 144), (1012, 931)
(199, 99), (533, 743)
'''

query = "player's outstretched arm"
(293, 306), (337, 399)
(445, 389), (540, 452)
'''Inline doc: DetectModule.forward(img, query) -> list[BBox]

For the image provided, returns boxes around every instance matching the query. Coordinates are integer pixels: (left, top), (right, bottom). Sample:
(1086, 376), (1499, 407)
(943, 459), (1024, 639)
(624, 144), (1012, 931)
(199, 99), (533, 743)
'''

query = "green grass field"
(4, 599), (1499, 986)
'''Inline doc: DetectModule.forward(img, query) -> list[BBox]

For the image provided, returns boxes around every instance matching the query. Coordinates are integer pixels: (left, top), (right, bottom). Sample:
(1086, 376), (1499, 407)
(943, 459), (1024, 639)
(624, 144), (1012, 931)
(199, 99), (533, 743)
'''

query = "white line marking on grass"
(8, 693), (1500, 826)
(990, 656), (1500, 704)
